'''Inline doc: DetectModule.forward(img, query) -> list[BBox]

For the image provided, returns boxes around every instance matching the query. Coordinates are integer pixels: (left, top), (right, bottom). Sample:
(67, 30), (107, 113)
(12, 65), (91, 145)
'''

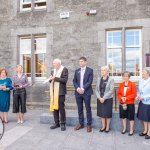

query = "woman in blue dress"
(0, 68), (13, 123)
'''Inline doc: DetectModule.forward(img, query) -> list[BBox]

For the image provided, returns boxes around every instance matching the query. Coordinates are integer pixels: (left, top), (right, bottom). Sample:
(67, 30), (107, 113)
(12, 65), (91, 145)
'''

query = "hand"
(3, 88), (9, 91)
(135, 96), (140, 101)
(80, 88), (85, 94)
(49, 76), (55, 81)
(77, 88), (84, 94)
(121, 97), (126, 103)
(99, 97), (104, 103)
(16, 85), (23, 89)
(139, 97), (144, 101)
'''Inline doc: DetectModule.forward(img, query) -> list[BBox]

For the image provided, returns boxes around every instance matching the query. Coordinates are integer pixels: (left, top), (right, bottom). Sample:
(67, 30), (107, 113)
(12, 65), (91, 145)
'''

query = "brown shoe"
(74, 124), (84, 130)
(87, 125), (92, 132)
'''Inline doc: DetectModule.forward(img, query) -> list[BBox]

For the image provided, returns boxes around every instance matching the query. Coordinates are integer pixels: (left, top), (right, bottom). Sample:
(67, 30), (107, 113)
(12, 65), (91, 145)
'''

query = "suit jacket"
(95, 76), (114, 100)
(53, 67), (68, 95)
(118, 80), (136, 104)
(73, 67), (93, 96)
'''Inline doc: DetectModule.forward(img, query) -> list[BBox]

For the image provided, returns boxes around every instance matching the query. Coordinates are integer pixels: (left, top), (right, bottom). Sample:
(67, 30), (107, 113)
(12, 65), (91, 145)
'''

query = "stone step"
(40, 111), (143, 131)
(10, 102), (97, 110)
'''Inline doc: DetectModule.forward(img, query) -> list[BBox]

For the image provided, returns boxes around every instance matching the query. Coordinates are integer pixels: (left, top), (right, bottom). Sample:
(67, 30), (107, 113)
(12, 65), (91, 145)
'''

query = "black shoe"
(139, 132), (147, 136)
(61, 124), (66, 131)
(145, 135), (150, 139)
(121, 130), (126, 134)
(128, 131), (134, 136)
(105, 130), (110, 133)
(99, 128), (106, 132)
(50, 124), (60, 129)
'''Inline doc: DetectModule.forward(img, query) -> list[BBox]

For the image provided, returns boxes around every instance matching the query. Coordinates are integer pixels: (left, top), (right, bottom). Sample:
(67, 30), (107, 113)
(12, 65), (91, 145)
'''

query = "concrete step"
(40, 111), (143, 132)
(10, 102), (101, 110)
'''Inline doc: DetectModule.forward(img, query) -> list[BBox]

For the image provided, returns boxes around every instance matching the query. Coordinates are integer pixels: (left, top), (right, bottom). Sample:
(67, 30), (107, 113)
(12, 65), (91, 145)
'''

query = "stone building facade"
(0, 0), (150, 108)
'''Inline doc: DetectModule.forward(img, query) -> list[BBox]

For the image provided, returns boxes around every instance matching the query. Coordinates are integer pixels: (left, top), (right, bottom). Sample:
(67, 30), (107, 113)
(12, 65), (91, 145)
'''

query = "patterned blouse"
(12, 74), (29, 89)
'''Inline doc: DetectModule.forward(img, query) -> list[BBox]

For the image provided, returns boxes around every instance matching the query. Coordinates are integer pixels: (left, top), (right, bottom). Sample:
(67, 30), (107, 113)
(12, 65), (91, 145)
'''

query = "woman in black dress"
(95, 66), (114, 133)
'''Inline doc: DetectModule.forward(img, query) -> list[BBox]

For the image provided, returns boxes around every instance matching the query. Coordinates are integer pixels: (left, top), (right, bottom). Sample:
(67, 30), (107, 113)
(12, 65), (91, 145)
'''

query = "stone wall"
(0, 0), (150, 106)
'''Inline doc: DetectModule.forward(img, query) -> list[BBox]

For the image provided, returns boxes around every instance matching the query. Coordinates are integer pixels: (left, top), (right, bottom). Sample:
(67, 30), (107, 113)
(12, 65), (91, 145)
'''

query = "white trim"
(20, 0), (46, 11)
(125, 29), (142, 48)
(20, 0), (31, 11)
(106, 29), (142, 78)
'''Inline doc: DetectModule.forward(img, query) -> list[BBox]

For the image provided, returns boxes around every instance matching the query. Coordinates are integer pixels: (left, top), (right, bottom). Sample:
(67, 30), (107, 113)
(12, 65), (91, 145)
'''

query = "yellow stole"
(50, 66), (64, 112)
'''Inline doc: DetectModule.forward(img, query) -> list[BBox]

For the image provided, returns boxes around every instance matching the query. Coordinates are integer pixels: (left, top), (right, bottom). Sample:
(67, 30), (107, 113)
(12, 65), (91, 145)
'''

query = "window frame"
(19, 34), (47, 84)
(106, 28), (142, 81)
(19, 0), (47, 12)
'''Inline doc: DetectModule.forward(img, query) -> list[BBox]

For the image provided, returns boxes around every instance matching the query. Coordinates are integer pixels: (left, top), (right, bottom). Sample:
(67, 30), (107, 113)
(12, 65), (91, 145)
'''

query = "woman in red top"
(118, 71), (137, 136)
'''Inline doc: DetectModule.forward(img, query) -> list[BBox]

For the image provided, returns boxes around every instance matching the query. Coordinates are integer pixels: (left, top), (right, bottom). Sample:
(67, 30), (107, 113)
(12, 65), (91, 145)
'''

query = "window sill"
(18, 8), (47, 14)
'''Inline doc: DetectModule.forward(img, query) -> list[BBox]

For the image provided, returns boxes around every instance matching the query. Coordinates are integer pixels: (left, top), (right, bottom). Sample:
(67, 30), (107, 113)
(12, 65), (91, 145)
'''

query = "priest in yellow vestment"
(49, 58), (68, 131)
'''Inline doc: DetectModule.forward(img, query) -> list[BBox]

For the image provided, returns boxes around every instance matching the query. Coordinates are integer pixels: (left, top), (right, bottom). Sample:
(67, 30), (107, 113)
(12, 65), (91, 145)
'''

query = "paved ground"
(0, 108), (150, 150)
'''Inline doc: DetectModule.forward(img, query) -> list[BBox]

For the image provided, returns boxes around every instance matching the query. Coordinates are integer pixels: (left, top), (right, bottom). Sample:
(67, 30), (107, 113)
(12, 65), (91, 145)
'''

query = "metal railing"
(66, 82), (138, 111)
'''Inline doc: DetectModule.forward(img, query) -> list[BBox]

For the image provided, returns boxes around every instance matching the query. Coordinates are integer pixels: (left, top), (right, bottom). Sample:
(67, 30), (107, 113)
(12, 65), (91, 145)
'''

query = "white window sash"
(107, 30), (122, 49)
(106, 29), (142, 78)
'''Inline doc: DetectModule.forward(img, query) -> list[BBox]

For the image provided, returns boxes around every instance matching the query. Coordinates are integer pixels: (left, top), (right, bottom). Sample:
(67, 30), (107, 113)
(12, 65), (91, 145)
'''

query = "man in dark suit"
(73, 57), (93, 132)
(49, 58), (68, 131)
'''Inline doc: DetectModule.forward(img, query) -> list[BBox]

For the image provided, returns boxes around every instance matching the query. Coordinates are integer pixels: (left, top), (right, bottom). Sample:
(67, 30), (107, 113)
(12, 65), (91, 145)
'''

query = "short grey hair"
(101, 66), (109, 72)
(143, 67), (150, 75)
(53, 58), (62, 64)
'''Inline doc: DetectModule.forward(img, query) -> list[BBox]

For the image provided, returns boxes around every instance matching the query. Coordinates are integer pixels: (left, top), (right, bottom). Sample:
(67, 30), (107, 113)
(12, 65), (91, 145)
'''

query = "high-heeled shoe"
(105, 129), (110, 133)
(20, 120), (24, 124)
(145, 135), (150, 139)
(17, 120), (21, 124)
(99, 128), (106, 132)
(139, 132), (147, 136)
(4, 121), (8, 124)
(128, 131), (134, 136)
(121, 130), (126, 134)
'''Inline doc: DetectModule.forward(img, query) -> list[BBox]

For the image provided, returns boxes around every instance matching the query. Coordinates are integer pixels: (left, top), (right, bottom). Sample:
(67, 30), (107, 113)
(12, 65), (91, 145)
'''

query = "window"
(34, 0), (47, 9)
(125, 30), (142, 76)
(34, 36), (47, 78)
(107, 29), (142, 77)
(20, 0), (46, 11)
(20, 37), (32, 77)
(107, 31), (122, 76)
(19, 35), (47, 81)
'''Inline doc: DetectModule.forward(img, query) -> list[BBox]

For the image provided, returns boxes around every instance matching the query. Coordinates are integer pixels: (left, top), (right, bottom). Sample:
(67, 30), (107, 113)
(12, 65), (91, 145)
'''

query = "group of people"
(49, 57), (150, 140)
(0, 57), (150, 140)
(0, 65), (28, 124)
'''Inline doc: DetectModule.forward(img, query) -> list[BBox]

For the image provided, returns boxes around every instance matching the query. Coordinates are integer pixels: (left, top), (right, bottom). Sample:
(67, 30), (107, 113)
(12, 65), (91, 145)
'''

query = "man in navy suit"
(73, 57), (93, 132)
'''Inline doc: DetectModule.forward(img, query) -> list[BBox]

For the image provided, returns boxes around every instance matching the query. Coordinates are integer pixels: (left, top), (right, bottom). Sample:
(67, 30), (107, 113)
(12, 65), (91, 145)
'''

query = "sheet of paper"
(43, 78), (50, 84)
(0, 84), (6, 89)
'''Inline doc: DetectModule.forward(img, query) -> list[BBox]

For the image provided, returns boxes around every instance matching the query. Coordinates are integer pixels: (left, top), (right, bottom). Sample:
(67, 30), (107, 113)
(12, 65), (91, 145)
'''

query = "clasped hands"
(135, 96), (144, 101)
(0, 87), (9, 91)
(99, 97), (105, 103)
(15, 85), (23, 89)
(121, 97), (126, 103)
(77, 88), (85, 95)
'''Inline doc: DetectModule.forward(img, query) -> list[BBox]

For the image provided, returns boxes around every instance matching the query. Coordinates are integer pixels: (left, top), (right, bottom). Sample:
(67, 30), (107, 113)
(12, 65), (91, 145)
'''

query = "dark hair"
(79, 56), (87, 61)
(0, 68), (8, 76)
(122, 71), (131, 78)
